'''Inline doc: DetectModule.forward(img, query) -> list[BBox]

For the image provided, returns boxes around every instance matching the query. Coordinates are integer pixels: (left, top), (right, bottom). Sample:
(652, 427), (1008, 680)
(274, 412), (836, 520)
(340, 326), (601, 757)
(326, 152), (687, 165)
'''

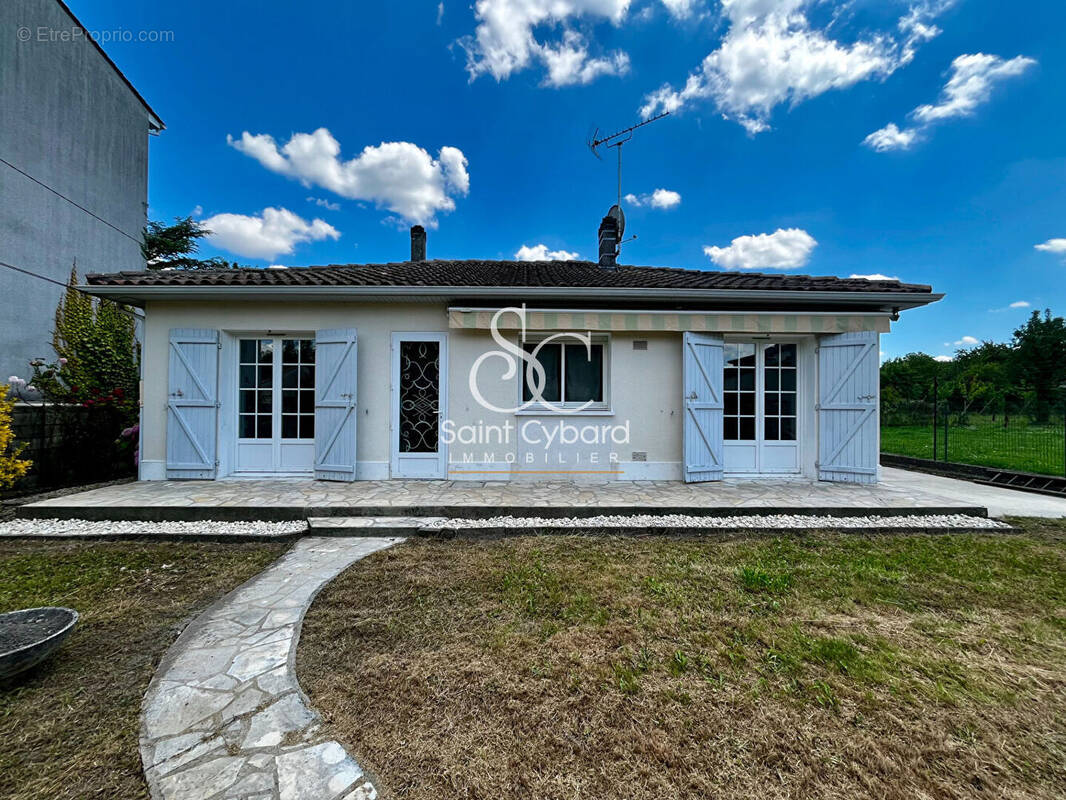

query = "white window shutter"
(818, 331), (879, 483)
(314, 328), (358, 481)
(683, 332), (725, 483)
(166, 329), (219, 479)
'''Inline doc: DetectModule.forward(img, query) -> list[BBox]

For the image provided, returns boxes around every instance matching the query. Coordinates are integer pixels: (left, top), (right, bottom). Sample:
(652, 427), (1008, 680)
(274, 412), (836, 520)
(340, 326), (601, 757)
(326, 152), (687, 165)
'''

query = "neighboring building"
(0, 0), (163, 381)
(83, 222), (941, 484)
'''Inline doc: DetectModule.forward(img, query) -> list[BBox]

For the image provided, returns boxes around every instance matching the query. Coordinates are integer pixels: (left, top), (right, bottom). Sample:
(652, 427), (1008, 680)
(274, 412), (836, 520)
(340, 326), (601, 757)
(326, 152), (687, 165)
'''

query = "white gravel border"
(0, 518), (307, 538)
(432, 513), (1011, 530)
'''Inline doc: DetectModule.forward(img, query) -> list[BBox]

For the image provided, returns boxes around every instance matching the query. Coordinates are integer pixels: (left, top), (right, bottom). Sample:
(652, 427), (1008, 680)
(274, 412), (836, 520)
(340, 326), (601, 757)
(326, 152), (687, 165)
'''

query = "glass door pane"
(724, 342), (756, 441)
(763, 344), (797, 441)
(399, 340), (440, 453)
(238, 339), (273, 439)
(281, 339), (316, 440)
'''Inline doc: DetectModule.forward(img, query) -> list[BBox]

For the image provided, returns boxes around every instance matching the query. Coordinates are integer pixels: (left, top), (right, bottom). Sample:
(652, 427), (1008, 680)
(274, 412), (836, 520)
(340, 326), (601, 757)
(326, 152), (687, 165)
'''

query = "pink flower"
(58, 358), (68, 366)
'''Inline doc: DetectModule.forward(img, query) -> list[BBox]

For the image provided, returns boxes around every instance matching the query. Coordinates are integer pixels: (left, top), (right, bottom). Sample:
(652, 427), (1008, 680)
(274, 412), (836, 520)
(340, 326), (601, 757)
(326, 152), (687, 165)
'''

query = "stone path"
(140, 537), (400, 800)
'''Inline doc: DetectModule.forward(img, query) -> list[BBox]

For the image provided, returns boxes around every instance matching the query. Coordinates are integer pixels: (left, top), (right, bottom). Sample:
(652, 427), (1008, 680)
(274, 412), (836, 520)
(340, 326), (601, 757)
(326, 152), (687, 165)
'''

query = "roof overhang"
(79, 283), (944, 313)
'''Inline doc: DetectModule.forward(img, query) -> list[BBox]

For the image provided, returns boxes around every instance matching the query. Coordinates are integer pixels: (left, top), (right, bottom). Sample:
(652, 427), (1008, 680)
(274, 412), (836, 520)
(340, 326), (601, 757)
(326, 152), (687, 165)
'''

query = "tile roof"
(85, 260), (932, 294)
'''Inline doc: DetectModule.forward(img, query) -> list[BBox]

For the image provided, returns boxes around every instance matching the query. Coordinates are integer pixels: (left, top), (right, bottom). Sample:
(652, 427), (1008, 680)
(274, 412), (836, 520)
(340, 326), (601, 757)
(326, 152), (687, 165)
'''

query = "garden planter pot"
(0, 607), (79, 680)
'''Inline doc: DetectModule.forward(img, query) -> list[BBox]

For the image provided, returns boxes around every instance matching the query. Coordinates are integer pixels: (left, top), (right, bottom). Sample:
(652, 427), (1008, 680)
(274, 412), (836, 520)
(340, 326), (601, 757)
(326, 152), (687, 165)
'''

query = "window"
(724, 342), (756, 441)
(238, 337), (315, 441)
(521, 339), (606, 407)
(763, 343), (797, 441)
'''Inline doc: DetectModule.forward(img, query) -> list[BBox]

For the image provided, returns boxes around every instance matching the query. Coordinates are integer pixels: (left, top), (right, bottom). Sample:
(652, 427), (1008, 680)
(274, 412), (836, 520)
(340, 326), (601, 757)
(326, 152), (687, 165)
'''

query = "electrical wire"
(0, 259), (144, 320)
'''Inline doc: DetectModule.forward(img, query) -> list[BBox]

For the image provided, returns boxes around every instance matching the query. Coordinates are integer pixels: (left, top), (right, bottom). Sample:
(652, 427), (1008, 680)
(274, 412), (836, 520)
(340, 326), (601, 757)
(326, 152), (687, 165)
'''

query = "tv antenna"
(588, 111), (670, 209)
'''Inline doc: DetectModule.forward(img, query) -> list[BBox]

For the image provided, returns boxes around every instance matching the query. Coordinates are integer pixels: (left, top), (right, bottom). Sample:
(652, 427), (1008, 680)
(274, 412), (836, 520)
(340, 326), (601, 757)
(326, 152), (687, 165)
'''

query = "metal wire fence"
(881, 387), (1066, 478)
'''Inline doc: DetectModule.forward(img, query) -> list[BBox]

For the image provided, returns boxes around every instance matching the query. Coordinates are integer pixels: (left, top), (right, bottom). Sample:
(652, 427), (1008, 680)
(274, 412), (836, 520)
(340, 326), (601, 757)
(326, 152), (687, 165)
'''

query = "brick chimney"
(598, 215), (618, 269)
(410, 225), (427, 261)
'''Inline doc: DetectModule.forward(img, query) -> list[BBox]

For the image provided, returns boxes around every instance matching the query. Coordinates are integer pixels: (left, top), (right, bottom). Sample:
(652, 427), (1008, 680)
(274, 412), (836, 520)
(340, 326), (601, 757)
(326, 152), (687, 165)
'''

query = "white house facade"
(84, 226), (940, 485)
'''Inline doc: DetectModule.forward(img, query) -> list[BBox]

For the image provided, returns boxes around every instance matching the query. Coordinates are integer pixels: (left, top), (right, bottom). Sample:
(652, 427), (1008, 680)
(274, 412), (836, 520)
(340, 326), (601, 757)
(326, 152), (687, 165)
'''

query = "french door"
(390, 333), (448, 479)
(235, 337), (316, 473)
(722, 341), (800, 474)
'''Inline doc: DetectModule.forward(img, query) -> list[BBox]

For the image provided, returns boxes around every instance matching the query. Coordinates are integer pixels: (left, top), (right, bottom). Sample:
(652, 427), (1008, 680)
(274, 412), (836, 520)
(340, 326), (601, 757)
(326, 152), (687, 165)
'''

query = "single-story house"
(82, 219), (941, 484)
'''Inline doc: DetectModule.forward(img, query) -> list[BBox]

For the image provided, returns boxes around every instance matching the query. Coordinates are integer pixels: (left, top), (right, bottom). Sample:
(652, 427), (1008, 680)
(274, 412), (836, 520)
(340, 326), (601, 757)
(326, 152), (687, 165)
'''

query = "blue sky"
(69, 0), (1065, 360)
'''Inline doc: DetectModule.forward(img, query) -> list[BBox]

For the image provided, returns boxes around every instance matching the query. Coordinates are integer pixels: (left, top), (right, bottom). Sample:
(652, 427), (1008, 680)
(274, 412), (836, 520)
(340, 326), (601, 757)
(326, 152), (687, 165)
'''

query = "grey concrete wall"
(0, 0), (154, 382)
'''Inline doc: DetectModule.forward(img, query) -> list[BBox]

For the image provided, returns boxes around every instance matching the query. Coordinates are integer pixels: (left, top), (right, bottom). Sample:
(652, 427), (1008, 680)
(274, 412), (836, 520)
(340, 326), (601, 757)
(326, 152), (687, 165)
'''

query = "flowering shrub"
(0, 394), (31, 489)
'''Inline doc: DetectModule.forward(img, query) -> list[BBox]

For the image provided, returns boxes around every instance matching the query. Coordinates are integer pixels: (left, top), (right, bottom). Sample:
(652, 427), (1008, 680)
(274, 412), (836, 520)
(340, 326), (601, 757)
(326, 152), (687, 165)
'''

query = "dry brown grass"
(0, 539), (287, 800)
(298, 521), (1066, 800)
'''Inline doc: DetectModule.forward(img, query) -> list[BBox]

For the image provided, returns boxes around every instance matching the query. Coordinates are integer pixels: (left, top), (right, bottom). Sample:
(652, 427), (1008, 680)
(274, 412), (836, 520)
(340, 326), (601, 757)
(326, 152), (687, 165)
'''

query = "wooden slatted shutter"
(166, 329), (220, 479)
(817, 331), (879, 483)
(683, 332), (725, 483)
(314, 328), (358, 481)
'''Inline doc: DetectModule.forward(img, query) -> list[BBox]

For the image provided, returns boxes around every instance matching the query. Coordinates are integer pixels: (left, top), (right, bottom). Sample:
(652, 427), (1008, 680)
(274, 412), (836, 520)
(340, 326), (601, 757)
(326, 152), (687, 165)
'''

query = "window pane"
(256, 416), (272, 439)
(781, 393), (796, 416)
(780, 344), (797, 367)
(257, 390), (272, 412)
(724, 369), (738, 391)
(766, 393), (779, 415)
(522, 343), (561, 403)
(724, 393), (738, 416)
(301, 339), (316, 364)
(257, 365), (273, 388)
(239, 365), (256, 389)
(739, 392), (755, 416)
(282, 340), (299, 364)
(240, 340), (257, 364)
(258, 340), (273, 362)
(781, 370), (796, 391)
(564, 343), (603, 403)
(725, 418), (738, 441)
(300, 415), (315, 439)
(281, 415), (298, 439)
(780, 417), (796, 441)
(765, 418), (779, 441)
(765, 344), (780, 367)
(300, 390), (315, 413)
(240, 390), (256, 413)
(299, 365), (315, 388)
(740, 369), (755, 391)
(766, 369), (779, 391)
(282, 365), (299, 389)
(239, 415), (256, 438)
(739, 417), (756, 441)
(724, 343), (738, 365)
(738, 343), (756, 367)
(282, 390), (298, 413)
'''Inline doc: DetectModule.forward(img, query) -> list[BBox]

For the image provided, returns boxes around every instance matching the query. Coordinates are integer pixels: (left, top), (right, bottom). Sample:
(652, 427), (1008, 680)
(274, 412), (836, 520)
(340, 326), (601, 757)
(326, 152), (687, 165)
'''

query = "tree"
(28, 268), (141, 425)
(1012, 309), (1066, 423)
(142, 216), (240, 270)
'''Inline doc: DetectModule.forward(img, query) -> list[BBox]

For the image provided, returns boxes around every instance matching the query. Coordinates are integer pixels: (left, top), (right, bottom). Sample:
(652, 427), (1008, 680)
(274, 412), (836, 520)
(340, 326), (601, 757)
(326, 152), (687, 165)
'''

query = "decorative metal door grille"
(399, 341), (440, 453)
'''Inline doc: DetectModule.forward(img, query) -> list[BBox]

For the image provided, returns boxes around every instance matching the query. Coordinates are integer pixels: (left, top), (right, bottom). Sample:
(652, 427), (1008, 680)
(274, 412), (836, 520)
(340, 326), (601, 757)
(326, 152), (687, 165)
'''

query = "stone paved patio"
(17, 467), (1040, 520)
(140, 536), (399, 800)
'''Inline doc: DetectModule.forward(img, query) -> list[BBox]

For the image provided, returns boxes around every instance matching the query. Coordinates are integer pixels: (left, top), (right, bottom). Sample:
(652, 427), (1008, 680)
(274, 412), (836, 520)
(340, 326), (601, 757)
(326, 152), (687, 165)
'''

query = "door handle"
(687, 391), (698, 400)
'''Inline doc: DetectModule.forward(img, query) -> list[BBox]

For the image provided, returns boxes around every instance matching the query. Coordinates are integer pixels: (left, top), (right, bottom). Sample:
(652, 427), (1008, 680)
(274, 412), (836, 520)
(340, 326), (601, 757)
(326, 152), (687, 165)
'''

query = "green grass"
(882, 415), (1065, 476)
(0, 539), (286, 800)
(299, 520), (1066, 800)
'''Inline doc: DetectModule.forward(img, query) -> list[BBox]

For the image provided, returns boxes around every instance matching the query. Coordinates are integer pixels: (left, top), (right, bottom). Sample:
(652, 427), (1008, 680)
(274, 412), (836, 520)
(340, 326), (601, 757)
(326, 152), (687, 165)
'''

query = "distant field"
(882, 416), (1065, 476)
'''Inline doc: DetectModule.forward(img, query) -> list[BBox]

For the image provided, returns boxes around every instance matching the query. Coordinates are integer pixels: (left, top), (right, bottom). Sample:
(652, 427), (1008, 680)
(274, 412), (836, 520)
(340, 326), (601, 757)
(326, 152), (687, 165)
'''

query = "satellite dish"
(608, 204), (626, 239)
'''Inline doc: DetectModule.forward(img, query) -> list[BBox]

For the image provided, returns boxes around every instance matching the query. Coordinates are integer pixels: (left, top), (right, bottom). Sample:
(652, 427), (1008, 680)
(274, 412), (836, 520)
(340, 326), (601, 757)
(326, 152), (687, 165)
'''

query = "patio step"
(306, 514), (1010, 538)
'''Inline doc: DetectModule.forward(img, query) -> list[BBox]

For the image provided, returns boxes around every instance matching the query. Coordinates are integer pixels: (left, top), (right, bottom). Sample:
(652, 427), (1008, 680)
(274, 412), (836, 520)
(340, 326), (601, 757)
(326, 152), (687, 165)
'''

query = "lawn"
(882, 416), (1065, 476)
(299, 522), (1066, 800)
(0, 539), (287, 800)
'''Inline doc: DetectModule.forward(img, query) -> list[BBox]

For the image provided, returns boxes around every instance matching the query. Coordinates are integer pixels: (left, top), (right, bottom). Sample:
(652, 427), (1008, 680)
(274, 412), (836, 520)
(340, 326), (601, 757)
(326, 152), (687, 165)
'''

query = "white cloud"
(661, 0), (699, 20)
(849, 273), (899, 281)
(625, 188), (682, 209)
(515, 244), (580, 261)
(704, 227), (817, 270)
(866, 53), (1035, 152)
(1035, 238), (1066, 256)
(228, 129), (469, 227)
(1010, 300), (1030, 308)
(201, 207), (340, 260)
(863, 123), (920, 152)
(640, 1), (950, 133)
(437, 1), (445, 25)
(934, 355), (953, 362)
(953, 335), (979, 347)
(913, 53), (1036, 123)
(307, 196), (340, 211)
(191, 204), (203, 217)
(460, 0), (631, 87)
